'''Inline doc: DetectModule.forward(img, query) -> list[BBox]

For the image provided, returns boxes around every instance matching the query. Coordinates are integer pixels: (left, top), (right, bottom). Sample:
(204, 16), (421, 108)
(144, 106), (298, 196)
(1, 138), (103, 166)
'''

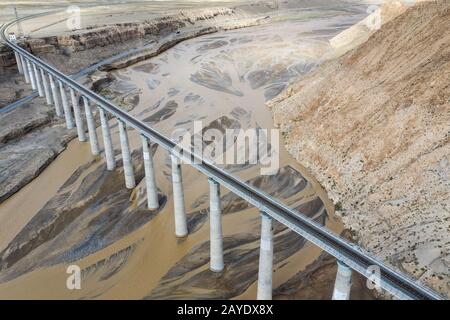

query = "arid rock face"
(270, 1), (450, 297)
(0, 148), (163, 281)
(0, 45), (15, 67)
(0, 7), (238, 65)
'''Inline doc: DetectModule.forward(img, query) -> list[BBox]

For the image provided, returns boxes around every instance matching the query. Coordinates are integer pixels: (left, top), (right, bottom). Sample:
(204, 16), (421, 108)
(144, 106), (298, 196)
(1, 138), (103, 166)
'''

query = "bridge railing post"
(332, 260), (352, 300)
(33, 65), (44, 97)
(208, 177), (224, 272)
(257, 212), (273, 300)
(170, 154), (187, 237)
(59, 81), (74, 129)
(27, 60), (36, 90)
(69, 87), (86, 142)
(41, 69), (52, 105)
(82, 96), (100, 155)
(49, 74), (63, 117)
(98, 106), (115, 170)
(20, 54), (30, 84)
(118, 119), (136, 188)
(141, 135), (159, 210)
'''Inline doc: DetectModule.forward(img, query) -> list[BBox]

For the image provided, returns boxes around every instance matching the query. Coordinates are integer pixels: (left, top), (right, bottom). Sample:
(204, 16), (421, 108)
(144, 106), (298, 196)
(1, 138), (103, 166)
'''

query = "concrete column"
(33, 64), (44, 97)
(21, 55), (30, 84)
(49, 75), (63, 117)
(99, 107), (116, 170)
(41, 69), (52, 105)
(208, 178), (224, 272)
(69, 87), (86, 142)
(59, 81), (74, 129)
(171, 154), (187, 237)
(27, 60), (36, 90)
(257, 212), (273, 300)
(82, 96), (100, 155)
(14, 52), (23, 74)
(332, 261), (352, 300)
(118, 120), (135, 189)
(141, 135), (159, 210)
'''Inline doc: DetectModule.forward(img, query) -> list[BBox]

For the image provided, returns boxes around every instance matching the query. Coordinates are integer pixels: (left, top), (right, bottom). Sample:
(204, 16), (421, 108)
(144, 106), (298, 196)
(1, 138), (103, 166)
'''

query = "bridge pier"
(98, 107), (116, 170)
(170, 154), (188, 237)
(118, 119), (136, 189)
(41, 69), (52, 105)
(27, 60), (36, 90)
(33, 65), (44, 97)
(141, 135), (159, 210)
(49, 74), (63, 117)
(332, 261), (352, 300)
(59, 81), (74, 129)
(21, 55), (30, 84)
(82, 97), (100, 155)
(208, 178), (224, 272)
(257, 212), (273, 300)
(14, 51), (23, 74)
(69, 87), (86, 142)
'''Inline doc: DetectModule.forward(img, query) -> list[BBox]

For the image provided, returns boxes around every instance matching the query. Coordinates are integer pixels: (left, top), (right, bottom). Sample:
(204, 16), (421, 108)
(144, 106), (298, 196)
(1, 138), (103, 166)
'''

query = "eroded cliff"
(269, 1), (450, 296)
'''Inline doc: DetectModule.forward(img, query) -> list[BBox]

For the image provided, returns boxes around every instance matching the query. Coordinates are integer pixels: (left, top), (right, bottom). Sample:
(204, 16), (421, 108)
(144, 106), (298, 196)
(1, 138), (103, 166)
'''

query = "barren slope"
(269, 1), (450, 296)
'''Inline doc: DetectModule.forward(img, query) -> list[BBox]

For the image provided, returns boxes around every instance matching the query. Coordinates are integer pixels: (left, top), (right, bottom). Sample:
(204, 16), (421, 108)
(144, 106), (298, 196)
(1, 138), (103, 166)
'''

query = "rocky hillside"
(269, 1), (449, 296)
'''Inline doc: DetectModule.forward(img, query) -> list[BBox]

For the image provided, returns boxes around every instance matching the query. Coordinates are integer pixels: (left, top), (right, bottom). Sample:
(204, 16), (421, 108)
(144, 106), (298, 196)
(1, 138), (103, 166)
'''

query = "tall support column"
(59, 81), (74, 129)
(41, 69), (52, 105)
(21, 55), (30, 84)
(257, 212), (273, 300)
(14, 51), (23, 74)
(332, 261), (352, 300)
(118, 120), (135, 189)
(27, 60), (36, 90)
(33, 65), (44, 97)
(170, 154), (187, 237)
(99, 107), (115, 170)
(82, 97), (100, 155)
(208, 178), (224, 272)
(49, 75), (63, 117)
(141, 135), (159, 210)
(69, 87), (86, 142)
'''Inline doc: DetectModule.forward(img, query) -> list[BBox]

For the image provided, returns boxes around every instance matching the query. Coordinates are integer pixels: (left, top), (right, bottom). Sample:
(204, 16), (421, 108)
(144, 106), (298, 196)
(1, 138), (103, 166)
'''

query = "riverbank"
(269, 0), (450, 297)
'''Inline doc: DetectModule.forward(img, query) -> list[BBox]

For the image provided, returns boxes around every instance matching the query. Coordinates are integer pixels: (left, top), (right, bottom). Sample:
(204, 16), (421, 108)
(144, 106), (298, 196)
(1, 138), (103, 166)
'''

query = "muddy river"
(0, 7), (368, 299)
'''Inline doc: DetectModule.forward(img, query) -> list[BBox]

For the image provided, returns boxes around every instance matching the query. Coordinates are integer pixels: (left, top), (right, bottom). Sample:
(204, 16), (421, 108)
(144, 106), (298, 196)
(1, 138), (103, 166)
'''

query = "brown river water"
(0, 8), (368, 299)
